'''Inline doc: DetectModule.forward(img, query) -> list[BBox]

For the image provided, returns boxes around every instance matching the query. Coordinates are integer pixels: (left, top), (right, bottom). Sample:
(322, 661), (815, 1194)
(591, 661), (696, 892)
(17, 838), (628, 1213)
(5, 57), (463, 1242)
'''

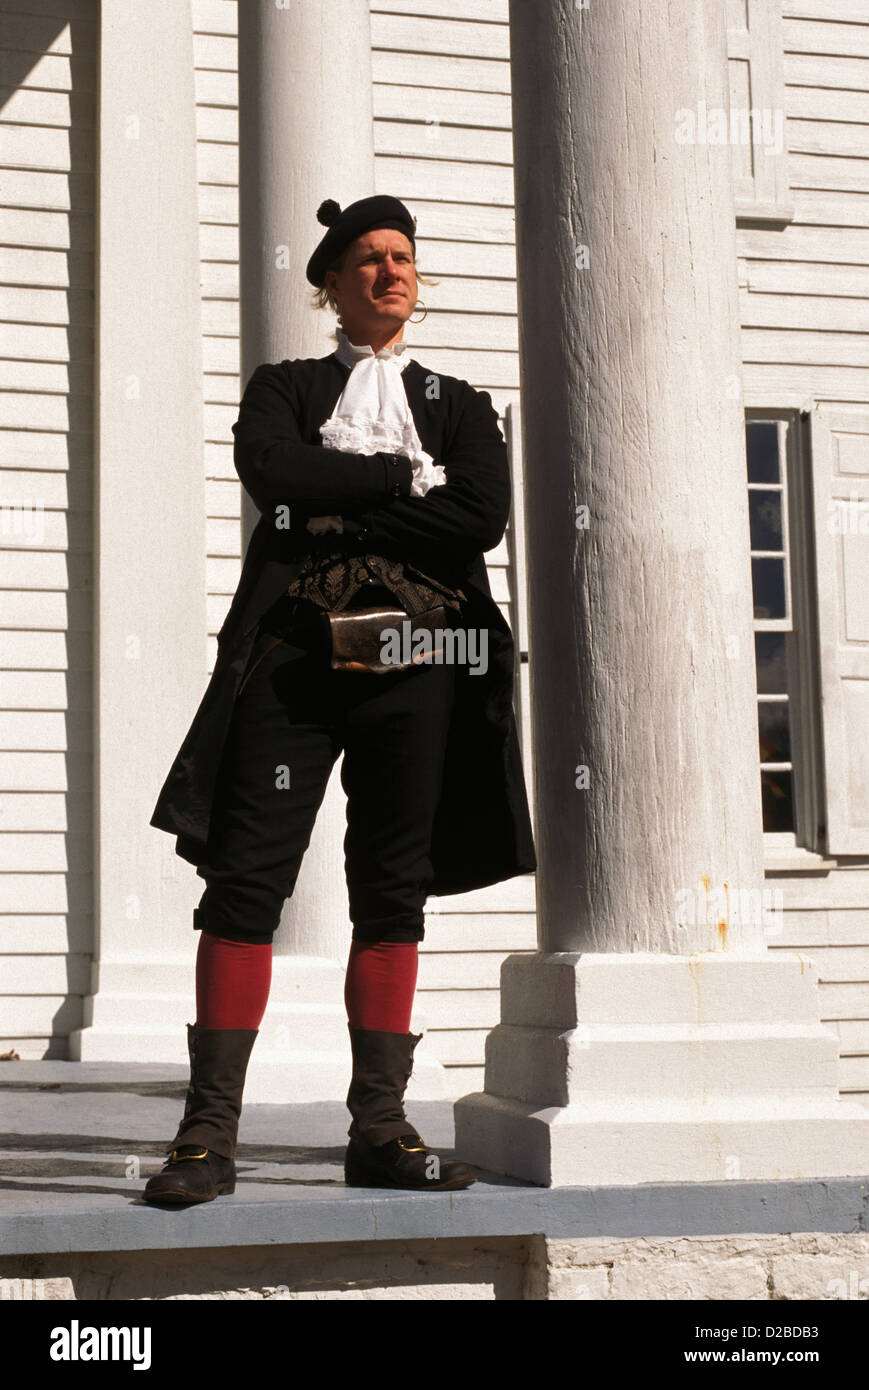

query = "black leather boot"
(344, 1026), (476, 1191)
(143, 1024), (257, 1206)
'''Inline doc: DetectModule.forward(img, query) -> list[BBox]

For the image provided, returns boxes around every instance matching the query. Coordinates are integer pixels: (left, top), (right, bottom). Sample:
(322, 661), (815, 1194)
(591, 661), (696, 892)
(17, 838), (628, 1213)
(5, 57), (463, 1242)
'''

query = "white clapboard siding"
(194, 0), (240, 661)
(740, 292), (869, 333)
(373, 0), (509, 21)
(738, 9), (869, 414)
(775, 910), (869, 946)
(0, 913), (90, 955)
(785, 51), (869, 91)
(1, 995), (82, 1039)
(742, 365), (869, 408)
(420, 989), (499, 1030)
(374, 49), (510, 94)
(772, 905), (869, 1097)
(744, 329), (869, 367)
(816, 982), (869, 1021)
(375, 120), (513, 165)
(788, 157), (869, 197)
(0, 0), (96, 1055)
(831, 1020), (869, 1054)
(376, 159), (515, 209)
(737, 7), (869, 1101)
(782, 16), (869, 59)
(206, 478), (241, 519)
(203, 371), (239, 406)
(787, 190), (869, 228)
(417, 949), (537, 991)
(419, 909), (536, 951)
(772, 868), (869, 912)
(370, 12), (509, 62)
(374, 83), (511, 128)
(423, 1029), (487, 1066)
(839, 1058), (869, 1094)
(784, 945), (869, 984)
(422, 870), (536, 1087)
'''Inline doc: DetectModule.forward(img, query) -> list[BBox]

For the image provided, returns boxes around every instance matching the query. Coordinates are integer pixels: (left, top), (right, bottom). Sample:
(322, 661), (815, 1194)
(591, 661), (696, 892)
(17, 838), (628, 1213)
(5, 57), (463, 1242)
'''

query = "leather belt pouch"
(322, 604), (448, 674)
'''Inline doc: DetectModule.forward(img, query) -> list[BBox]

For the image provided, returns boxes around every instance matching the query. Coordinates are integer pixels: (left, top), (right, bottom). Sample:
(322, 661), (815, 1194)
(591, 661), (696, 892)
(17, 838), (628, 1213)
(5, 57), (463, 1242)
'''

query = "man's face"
(325, 229), (418, 336)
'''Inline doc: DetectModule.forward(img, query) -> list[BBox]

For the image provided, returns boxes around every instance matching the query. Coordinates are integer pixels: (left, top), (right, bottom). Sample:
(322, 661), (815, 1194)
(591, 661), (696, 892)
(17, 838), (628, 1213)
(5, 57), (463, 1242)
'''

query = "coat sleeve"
(231, 362), (414, 515)
(352, 382), (512, 568)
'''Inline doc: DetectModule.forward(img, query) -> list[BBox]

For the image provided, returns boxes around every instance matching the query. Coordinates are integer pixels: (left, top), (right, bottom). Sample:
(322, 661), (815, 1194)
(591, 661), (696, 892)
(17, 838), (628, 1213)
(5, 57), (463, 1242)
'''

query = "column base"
(453, 952), (869, 1186)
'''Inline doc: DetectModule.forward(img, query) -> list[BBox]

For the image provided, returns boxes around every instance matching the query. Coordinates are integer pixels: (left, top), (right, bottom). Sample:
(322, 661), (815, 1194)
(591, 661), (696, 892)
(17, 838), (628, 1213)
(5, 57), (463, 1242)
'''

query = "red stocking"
(344, 941), (419, 1033)
(195, 932), (273, 1030)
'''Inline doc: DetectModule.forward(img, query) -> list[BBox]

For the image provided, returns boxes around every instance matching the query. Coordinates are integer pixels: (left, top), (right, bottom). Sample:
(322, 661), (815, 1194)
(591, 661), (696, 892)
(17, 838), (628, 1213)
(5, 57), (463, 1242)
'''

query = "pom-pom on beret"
(306, 194), (417, 287)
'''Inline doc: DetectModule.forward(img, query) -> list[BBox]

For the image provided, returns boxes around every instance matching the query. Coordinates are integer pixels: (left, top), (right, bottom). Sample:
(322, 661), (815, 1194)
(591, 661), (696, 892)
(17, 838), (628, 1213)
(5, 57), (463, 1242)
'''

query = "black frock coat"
(149, 350), (537, 897)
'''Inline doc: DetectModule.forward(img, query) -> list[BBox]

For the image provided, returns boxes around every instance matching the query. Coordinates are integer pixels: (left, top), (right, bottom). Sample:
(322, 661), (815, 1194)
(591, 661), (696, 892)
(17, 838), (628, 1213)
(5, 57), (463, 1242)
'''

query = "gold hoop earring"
(408, 300), (428, 324)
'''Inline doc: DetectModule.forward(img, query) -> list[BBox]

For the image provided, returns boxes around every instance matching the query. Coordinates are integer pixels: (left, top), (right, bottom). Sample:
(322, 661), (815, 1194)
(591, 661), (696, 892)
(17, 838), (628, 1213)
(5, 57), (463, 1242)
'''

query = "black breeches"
(193, 600), (457, 945)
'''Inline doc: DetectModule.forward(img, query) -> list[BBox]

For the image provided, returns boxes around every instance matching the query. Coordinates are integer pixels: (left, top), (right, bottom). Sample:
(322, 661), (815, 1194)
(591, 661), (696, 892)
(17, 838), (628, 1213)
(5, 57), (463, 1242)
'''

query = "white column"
(236, 1), (444, 1099)
(454, 0), (869, 1182)
(71, 1), (207, 1060)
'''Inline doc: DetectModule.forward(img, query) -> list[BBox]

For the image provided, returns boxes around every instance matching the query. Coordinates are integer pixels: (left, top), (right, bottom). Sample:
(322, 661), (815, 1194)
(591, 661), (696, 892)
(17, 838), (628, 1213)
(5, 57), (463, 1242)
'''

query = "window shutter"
(809, 406), (869, 854)
(726, 0), (794, 225)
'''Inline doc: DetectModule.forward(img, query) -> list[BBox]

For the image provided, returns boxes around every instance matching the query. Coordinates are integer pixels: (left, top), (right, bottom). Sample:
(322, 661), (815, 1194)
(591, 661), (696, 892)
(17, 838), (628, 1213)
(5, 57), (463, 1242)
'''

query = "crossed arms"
(231, 362), (512, 570)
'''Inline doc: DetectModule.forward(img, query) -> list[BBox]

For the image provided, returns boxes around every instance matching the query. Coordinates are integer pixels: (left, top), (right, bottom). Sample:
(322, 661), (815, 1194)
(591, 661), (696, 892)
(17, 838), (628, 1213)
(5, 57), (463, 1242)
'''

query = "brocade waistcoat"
(284, 550), (466, 617)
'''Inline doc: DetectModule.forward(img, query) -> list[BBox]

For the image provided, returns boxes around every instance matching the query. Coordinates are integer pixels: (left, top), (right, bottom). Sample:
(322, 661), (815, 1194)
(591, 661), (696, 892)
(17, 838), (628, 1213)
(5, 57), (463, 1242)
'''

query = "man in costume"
(144, 195), (536, 1204)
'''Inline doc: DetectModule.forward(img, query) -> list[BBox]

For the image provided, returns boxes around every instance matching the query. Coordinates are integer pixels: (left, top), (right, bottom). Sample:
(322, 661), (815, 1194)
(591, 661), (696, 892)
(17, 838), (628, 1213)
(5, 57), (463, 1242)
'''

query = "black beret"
(306, 195), (417, 288)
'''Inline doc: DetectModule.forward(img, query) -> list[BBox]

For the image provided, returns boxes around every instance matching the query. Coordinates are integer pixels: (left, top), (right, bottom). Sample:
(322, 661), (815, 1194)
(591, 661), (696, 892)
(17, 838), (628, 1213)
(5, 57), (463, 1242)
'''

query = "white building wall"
(735, 2), (869, 1104)
(3, 0), (866, 1097)
(0, 0), (96, 1057)
(738, 2), (869, 404)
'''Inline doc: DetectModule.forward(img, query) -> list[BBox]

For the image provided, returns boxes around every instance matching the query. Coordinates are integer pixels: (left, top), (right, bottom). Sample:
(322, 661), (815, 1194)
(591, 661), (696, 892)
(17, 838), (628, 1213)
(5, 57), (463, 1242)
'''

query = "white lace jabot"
(333, 326), (414, 373)
(307, 327), (445, 535)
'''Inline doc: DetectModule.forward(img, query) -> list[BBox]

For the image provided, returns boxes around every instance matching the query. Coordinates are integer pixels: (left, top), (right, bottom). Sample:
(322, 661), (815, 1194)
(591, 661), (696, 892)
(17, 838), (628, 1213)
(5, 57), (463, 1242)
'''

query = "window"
(746, 412), (823, 851)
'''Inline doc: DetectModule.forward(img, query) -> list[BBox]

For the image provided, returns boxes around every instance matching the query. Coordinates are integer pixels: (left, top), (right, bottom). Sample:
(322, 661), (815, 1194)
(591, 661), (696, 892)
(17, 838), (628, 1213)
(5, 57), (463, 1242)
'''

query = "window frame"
(746, 407), (826, 860)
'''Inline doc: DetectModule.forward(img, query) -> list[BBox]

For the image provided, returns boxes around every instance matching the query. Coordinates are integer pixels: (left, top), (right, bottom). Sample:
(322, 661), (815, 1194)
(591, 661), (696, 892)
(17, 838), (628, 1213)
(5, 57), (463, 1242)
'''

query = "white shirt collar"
(334, 325), (413, 373)
(317, 327), (445, 510)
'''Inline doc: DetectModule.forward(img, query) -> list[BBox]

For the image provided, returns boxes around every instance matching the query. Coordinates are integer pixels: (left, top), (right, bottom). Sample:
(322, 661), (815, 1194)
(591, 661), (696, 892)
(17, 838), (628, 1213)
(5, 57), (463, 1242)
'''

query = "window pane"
(755, 632), (788, 694)
(746, 421), (780, 483)
(749, 489), (783, 551)
(761, 768), (793, 832)
(752, 556), (786, 619)
(758, 701), (791, 762)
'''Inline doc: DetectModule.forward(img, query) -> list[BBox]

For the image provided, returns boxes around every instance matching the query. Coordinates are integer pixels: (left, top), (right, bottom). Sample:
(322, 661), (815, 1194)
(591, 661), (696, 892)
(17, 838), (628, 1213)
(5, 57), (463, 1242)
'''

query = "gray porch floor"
(1, 1063), (867, 1257)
